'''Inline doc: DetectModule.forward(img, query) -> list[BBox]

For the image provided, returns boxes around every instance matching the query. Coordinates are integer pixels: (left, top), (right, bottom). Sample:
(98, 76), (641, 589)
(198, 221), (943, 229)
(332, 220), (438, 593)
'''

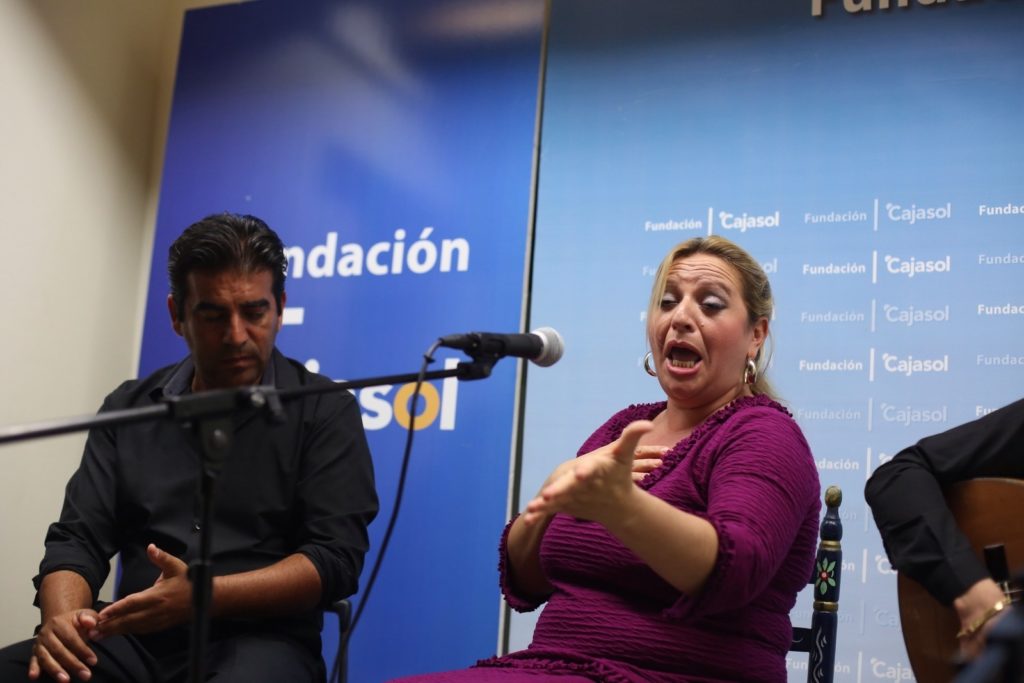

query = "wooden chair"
(790, 485), (843, 683)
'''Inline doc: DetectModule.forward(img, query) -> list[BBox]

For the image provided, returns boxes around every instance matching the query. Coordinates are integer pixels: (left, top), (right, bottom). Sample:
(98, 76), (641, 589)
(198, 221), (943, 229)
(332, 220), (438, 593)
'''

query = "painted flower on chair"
(816, 559), (836, 595)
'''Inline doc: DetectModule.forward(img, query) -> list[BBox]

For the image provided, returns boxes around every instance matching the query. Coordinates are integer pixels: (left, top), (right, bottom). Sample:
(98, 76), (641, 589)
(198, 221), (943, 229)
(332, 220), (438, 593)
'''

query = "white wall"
(0, 0), (235, 648)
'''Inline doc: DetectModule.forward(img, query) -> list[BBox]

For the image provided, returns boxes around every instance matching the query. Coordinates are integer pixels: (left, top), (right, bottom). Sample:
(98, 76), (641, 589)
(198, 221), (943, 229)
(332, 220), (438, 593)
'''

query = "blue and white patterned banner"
(517, 2), (1024, 681)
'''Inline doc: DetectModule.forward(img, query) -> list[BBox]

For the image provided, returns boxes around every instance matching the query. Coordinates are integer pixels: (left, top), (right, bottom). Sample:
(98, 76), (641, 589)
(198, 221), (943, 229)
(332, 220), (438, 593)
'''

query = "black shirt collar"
(158, 354), (277, 398)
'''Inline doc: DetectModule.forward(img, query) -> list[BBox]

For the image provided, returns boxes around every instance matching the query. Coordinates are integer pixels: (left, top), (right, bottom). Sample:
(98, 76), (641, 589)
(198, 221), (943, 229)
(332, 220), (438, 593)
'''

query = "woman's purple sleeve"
(497, 514), (548, 612)
(663, 408), (820, 620)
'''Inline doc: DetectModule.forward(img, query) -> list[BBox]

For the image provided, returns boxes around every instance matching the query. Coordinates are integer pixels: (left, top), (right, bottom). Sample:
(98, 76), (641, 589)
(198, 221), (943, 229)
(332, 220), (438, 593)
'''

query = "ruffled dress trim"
(497, 513), (546, 613)
(474, 650), (640, 683)
(633, 394), (790, 491)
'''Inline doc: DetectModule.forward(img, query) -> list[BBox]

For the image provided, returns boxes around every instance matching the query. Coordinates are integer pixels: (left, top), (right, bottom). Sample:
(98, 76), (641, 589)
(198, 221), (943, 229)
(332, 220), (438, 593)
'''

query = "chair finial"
(825, 485), (842, 509)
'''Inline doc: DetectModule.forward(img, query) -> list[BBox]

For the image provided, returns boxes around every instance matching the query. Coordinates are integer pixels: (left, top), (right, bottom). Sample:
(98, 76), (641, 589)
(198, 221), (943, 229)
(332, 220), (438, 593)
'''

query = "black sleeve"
(33, 392), (126, 602)
(294, 389), (378, 607)
(864, 398), (1024, 605)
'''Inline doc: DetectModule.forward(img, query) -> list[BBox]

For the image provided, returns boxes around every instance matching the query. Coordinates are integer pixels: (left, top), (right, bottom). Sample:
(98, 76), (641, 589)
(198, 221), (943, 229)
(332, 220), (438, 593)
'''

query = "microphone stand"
(0, 356), (498, 683)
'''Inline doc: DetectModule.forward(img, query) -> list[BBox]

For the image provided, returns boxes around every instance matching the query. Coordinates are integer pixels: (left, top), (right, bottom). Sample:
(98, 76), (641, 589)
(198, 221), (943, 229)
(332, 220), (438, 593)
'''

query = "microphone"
(438, 327), (564, 367)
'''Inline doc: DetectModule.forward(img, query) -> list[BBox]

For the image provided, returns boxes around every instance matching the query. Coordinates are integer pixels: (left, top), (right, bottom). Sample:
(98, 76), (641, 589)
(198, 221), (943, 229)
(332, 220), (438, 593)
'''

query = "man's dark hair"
(168, 213), (287, 317)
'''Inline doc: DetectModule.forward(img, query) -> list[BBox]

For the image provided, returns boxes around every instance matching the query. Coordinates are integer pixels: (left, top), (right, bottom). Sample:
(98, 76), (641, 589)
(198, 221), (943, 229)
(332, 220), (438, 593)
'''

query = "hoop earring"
(643, 352), (657, 377)
(744, 358), (758, 385)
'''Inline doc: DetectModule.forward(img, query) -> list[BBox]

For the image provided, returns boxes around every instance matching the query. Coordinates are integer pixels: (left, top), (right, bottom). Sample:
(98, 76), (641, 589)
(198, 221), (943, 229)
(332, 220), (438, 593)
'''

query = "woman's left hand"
(523, 420), (654, 527)
(632, 444), (667, 482)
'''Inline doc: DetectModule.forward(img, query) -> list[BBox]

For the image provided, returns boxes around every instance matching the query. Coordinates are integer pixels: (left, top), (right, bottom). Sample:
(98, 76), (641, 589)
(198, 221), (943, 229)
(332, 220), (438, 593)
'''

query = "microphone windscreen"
(532, 327), (564, 367)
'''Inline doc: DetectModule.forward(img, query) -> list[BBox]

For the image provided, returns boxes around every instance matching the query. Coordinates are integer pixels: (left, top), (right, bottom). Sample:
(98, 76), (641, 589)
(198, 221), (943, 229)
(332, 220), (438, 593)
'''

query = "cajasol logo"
(717, 210), (780, 232)
(883, 254), (951, 278)
(874, 554), (897, 576)
(881, 304), (950, 327)
(307, 357), (461, 431)
(879, 402), (948, 427)
(881, 353), (950, 377)
(869, 657), (915, 681)
(885, 201), (951, 225)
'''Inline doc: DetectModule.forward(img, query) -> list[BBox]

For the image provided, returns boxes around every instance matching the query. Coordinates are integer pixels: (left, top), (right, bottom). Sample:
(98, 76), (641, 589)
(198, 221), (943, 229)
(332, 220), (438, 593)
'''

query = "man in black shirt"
(0, 214), (378, 682)
(865, 398), (1024, 659)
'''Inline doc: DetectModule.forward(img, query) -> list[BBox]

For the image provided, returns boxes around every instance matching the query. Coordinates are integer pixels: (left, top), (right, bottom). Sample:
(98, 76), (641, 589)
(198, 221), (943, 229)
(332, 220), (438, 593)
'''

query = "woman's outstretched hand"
(523, 420), (655, 527)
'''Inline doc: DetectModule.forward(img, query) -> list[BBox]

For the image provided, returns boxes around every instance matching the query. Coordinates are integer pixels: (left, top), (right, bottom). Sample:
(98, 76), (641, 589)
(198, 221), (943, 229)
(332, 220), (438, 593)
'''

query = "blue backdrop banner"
(517, 2), (1024, 682)
(142, 2), (544, 680)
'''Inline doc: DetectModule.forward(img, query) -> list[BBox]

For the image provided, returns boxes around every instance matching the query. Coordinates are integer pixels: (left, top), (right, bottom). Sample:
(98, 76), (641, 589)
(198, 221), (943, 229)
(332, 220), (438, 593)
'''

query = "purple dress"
(392, 396), (820, 683)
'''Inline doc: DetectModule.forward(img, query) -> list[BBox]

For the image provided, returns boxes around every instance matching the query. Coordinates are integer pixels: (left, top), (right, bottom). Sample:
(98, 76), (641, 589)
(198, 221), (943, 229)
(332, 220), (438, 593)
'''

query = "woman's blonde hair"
(646, 235), (776, 399)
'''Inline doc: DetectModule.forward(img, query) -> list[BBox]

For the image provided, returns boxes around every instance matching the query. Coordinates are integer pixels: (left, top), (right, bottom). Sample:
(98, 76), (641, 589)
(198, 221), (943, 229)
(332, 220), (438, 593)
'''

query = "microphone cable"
(329, 340), (441, 683)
